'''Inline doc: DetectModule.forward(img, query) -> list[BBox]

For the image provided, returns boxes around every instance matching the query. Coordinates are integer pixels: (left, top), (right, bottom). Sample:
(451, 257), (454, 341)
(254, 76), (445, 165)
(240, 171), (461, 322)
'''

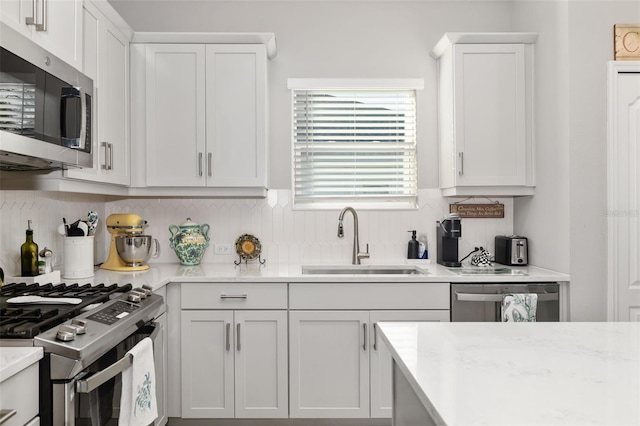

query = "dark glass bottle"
(21, 220), (39, 276)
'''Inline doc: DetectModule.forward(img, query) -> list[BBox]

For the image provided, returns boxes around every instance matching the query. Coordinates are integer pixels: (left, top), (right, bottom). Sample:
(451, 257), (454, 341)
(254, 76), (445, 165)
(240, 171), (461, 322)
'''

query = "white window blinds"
(290, 81), (419, 208)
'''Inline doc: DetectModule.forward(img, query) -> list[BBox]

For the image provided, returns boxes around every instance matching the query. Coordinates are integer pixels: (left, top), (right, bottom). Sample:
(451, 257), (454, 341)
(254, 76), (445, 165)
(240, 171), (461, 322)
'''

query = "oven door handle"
(76, 322), (159, 394)
(455, 292), (559, 302)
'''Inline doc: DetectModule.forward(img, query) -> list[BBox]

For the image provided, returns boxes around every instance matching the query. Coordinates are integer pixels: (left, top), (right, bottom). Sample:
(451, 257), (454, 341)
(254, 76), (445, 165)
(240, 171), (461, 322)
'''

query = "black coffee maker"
(437, 214), (461, 267)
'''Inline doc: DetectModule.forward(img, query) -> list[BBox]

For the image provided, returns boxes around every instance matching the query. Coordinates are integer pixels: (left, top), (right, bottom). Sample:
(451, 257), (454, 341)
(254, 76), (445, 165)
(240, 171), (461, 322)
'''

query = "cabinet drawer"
(0, 363), (39, 426)
(181, 283), (287, 309)
(289, 283), (450, 310)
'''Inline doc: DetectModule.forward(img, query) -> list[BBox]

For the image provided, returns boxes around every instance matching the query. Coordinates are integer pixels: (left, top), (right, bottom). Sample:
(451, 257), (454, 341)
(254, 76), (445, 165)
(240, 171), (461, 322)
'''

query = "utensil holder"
(63, 236), (94, 278)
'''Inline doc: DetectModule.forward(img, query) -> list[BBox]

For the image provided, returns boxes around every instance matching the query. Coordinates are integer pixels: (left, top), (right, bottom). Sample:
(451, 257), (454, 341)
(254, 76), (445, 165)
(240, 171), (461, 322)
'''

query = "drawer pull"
(220, 294), (248, 299)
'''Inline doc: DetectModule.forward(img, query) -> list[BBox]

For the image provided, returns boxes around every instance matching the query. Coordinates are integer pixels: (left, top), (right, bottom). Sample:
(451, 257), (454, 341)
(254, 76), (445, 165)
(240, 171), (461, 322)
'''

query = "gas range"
(1, 281), (166, 425)
(0, 282), (132, 342)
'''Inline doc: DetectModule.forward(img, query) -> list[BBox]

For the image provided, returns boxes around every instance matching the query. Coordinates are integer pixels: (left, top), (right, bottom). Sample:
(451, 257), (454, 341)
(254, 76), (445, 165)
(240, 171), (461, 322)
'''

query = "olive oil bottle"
(21, 220), (39, 276)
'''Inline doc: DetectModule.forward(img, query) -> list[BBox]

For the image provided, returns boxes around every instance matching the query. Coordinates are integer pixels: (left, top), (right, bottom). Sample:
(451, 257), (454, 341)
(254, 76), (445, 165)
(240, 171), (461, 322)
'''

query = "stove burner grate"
(0, 282), (132, 339)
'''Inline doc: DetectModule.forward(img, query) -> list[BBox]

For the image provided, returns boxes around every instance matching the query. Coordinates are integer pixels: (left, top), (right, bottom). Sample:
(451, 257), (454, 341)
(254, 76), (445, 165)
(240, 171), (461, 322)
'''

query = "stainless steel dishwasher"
(451, 283), (560, 322)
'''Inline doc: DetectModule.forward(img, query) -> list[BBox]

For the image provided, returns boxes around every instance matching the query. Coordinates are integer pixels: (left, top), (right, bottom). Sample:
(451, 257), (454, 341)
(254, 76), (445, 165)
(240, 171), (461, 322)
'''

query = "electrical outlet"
(473, 242), (486, 250)
(214, 244), (232, 255)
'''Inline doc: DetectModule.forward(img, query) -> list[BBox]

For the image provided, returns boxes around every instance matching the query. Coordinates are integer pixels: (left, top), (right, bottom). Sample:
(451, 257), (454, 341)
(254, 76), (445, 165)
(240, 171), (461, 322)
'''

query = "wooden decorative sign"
(614, 25), (640, 60)
(450, 203), (505, 218)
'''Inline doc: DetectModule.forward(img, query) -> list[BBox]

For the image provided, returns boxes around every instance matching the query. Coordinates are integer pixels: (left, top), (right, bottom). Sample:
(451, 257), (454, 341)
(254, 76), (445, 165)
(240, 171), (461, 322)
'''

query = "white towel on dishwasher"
(119, 337), (158, 426)
(501, 293), (538, 322)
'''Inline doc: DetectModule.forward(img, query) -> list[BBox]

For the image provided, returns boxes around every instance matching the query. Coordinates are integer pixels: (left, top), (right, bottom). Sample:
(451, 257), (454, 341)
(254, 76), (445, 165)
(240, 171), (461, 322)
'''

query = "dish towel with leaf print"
(501, 293), (538, 322)
(119, 337), (158, 426)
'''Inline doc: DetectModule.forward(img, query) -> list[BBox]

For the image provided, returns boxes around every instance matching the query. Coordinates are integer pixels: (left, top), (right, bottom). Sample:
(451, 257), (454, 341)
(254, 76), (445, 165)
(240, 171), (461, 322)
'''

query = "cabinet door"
(369, 310), (450, 418)
(205, 45), (267, 187)
(181, 310), (234, 418)
(453, 43), (527, 186)
(146, 44), (206, 186)
(234, 310), (288, 418)
(67, 6), (130, 185)
(289, 311), (369, 418)
(31, 0), (83, 70)
(0, 0), (33, 39)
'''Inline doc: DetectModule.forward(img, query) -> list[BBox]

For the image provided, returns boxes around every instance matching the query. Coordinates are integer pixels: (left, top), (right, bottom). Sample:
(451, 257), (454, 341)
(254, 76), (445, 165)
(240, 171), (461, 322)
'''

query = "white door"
(205, 45), (267, 187)
(234, 310), (288, 418)
(608, 63), (640, 322)
(454, 43), (527, 186)
(146, 44), (206, 187)
(369, 310), (450, 418)
(289, 311), (369, 418)
(181, 310), (234, 418)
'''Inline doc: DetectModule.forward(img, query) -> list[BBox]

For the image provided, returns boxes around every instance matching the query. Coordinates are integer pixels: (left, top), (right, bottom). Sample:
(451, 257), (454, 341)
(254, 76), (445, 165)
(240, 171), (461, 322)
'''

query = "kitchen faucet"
(337, 207), (370, 265)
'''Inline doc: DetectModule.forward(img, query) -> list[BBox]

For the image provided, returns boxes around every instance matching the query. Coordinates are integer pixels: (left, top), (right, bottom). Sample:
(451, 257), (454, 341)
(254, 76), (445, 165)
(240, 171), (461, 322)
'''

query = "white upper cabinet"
(0, 0), (83, 70)
(65, 0), (131, 185)
(431, 33), (537, 197)
(130, 35), (273, 197)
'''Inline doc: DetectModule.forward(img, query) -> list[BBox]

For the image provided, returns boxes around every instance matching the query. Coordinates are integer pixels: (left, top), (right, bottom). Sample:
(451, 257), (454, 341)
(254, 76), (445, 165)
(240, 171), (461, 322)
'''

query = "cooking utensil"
(87, 211), (98, 236)
(7, 295), (82, 305)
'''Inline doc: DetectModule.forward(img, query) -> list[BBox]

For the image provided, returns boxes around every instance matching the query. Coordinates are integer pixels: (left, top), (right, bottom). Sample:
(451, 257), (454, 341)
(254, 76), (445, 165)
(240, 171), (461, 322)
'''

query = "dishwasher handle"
(455, 292), (559, 302)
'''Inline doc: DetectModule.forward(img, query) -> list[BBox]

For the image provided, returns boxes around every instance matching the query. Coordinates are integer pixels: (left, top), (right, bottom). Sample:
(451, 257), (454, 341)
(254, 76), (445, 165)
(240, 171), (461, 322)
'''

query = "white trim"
(287, 78), (424, 90)
(430, 32), (538, 59)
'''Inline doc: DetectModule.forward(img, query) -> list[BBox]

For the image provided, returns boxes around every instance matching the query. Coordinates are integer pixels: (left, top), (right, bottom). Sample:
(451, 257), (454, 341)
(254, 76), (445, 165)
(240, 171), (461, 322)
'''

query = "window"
(289, 79), (423, 209)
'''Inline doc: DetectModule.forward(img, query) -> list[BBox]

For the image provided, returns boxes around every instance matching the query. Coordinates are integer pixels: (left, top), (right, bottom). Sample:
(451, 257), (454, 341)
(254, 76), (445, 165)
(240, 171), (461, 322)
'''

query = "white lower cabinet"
(179, 283), (288, 419)
(289, 283), (450, 419)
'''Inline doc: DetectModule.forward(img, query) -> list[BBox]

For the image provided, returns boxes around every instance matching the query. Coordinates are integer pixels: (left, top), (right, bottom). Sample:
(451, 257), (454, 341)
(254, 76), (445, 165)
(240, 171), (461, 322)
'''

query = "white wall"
(512, 0), (640, 321)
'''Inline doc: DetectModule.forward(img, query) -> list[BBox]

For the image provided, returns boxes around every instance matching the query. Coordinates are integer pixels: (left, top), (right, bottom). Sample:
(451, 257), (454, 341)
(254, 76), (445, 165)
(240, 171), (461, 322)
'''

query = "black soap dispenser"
(407, 230), (419, 259)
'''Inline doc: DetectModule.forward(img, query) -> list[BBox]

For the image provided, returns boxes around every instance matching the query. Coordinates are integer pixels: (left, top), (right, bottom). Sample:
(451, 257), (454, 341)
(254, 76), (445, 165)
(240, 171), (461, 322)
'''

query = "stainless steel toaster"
(494, 236), (528, 266)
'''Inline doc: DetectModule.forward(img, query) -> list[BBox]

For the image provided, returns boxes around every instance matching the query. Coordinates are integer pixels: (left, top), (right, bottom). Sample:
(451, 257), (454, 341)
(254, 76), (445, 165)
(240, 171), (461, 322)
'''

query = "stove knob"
(141, 286), (153, 296)
(70, 319), (88, 335)
(131, 289), (147, 299)
(56, 325), (77, 342)
(128, 293), (142, 303)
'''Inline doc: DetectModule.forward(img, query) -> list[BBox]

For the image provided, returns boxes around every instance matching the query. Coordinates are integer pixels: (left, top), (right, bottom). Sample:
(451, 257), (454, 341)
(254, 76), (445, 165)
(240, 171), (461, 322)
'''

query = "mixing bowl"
(115, 235), (160, 266)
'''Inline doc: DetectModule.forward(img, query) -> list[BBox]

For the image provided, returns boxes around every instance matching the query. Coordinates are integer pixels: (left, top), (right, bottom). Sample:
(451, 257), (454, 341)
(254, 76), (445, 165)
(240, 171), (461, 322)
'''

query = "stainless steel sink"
(449, 267), (528, 276)
(301, 265), (426, 275)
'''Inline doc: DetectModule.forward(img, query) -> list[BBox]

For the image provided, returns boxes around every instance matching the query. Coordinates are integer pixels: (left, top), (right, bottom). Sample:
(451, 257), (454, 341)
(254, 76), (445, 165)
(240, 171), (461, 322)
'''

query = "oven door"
(49, 321), (163, 426)
(451, 283), (560, 322)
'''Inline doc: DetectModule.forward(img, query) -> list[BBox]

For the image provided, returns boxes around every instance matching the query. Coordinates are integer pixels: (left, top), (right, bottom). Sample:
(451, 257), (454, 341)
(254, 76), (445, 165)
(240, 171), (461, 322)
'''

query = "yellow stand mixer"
(101, 213), (151, 271)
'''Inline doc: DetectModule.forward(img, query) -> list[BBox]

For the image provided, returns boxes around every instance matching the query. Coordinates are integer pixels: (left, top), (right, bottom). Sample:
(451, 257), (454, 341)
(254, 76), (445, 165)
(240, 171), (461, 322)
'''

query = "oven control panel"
(87, 300), (139, 325)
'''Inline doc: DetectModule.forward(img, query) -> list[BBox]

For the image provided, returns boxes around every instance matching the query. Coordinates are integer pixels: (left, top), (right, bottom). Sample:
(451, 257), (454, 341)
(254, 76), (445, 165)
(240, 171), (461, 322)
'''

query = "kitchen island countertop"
(377, 322), (640, 426)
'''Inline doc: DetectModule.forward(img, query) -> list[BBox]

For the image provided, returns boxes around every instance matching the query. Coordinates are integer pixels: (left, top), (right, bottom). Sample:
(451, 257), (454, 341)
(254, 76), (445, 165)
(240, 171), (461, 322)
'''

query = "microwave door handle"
(60, 87), (83, 149)
(455, 292), (559, 302)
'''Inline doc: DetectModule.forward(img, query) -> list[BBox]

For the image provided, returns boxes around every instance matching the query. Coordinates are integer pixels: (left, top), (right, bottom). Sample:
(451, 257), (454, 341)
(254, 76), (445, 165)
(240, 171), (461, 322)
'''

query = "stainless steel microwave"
(0, 22), (92, 171)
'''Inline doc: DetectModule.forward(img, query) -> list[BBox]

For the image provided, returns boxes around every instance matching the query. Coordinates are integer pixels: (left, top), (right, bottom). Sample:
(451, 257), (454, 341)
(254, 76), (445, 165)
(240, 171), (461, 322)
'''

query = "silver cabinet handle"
(373, 323), (378, 351)
(225, 323), (231, 351)
(26, 0), (46, 30)
(220, 294), (248, 299)
(0, 410), (17, 425)
(101, 142), (113, 171)
(198, 152), (203, 176)
(455, 292), (559, 302)
(25, 0), (37, 26)
(208, 152), (212, 177)
(458, 152), (464, 176)
(362, 323), (367, 351)
(237, 323), (241, 351)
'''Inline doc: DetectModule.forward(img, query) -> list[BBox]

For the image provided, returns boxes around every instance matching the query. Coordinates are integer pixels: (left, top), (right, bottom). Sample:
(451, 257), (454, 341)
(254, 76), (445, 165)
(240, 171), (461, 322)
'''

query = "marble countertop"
(0, 347), (43, 383)
(377, 322), (640, 426)
(19, 262), (569, 291)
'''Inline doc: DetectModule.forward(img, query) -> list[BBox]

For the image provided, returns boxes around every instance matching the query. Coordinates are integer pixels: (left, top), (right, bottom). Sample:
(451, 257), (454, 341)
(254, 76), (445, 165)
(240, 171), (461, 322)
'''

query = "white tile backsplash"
(0, 189), (514, 276)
